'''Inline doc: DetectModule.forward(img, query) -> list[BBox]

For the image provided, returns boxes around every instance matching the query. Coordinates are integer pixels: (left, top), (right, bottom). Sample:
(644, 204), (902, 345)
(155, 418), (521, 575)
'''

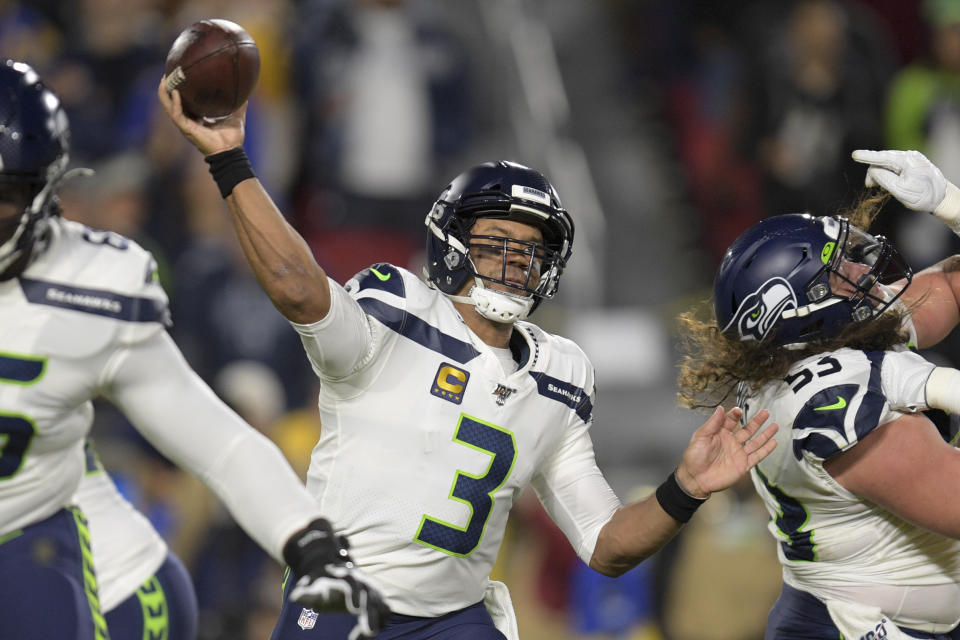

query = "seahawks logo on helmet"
(724, 277), (798, 342)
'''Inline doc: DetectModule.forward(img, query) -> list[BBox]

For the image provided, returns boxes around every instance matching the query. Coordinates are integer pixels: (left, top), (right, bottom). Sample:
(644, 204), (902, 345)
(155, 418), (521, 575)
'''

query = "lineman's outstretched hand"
(283, 519), (391, 640)
(676, 407), (778, 499)
(157, 77), (246, 156)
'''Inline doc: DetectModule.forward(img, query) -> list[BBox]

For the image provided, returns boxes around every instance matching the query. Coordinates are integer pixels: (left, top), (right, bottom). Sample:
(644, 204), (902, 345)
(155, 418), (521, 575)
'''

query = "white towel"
(825, 598), (913, 640)
(483, 580), (520, 640)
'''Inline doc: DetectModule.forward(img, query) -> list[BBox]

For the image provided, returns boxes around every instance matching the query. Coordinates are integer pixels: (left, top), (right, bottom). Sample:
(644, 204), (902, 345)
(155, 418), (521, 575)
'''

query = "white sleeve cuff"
(926, 367), (960, 414)
(882, 350), (936, 412)
(934, 182), (960, 236)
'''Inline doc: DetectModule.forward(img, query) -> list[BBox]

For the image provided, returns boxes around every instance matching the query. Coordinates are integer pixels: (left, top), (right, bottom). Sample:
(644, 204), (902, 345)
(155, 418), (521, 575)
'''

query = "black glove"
(283, 518), (391, 640)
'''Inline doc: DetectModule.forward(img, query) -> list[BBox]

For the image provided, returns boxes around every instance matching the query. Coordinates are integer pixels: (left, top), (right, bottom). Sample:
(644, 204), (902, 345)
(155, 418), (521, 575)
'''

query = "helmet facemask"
(457, 218), (565, 323)
(783, 219), (912, 328)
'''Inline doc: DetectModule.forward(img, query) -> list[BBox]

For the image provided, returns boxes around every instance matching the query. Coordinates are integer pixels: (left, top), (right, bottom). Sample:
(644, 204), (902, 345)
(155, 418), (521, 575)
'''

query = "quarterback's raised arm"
(157, 79), (330, 324)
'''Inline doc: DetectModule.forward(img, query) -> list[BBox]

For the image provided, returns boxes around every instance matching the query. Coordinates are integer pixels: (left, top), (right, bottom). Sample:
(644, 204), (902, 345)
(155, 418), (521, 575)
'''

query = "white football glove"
(852, 149), (960, 236)
(283, 519), (391, 640)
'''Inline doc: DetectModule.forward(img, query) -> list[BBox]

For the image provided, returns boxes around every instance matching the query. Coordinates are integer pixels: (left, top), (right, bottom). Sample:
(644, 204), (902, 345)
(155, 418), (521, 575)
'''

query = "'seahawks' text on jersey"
(0, 218), (168, 537)
(290, 264), (622, 617)
(742, 347), (960, 630)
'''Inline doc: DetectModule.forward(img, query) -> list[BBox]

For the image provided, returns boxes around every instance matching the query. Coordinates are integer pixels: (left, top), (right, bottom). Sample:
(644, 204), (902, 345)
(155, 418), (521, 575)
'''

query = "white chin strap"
(449, 279), (534, 323)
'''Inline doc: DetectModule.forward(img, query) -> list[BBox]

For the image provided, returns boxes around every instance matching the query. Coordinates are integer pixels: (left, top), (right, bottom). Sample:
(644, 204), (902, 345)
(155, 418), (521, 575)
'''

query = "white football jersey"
(0, 218), (168, 537)
(291, 264), (621, 617)
(742, 347), (960, 629)
(1, 217), (327, 567)
(74, 441), (167, 612)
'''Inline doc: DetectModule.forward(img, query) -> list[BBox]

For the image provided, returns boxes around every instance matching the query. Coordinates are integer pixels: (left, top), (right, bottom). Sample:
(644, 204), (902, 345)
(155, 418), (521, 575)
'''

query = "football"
(163, 18), (260, 120)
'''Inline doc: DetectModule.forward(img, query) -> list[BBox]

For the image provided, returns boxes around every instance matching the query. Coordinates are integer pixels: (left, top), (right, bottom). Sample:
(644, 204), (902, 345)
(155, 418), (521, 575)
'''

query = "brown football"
(163, 18), (260, 120)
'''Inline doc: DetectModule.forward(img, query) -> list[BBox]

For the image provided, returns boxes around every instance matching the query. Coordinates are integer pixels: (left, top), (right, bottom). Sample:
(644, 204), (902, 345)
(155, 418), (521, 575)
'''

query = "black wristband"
(655, 469), (708, 523)
(204, 147), (255, 198)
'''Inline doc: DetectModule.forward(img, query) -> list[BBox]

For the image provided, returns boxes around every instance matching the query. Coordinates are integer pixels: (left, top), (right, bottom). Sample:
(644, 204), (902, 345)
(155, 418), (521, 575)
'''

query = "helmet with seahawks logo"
(713, 213), (912, 346)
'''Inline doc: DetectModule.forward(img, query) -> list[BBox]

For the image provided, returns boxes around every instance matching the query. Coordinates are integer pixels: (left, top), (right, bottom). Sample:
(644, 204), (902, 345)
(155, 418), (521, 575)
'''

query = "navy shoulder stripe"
(529, 372), (593, 423)
(358, 298), (480, 364)
(20, 278), (169, 324)
(792, 383), (860, 460)
(351, 263), (405, 298)
(857, 351), (887, 438)
(792, 352), (886, 460)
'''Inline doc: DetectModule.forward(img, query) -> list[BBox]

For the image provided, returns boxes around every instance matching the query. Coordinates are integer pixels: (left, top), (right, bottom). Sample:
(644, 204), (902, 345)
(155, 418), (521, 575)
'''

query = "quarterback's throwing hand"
(157, 77), (246, 157)
(283, 519), (391, 640)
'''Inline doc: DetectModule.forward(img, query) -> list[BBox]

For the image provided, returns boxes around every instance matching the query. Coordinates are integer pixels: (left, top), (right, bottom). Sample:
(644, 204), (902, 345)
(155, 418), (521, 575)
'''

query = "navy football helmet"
(425, 161), (574, 322)
(714, 213), (912, 346)
(0, 60), (71, 280)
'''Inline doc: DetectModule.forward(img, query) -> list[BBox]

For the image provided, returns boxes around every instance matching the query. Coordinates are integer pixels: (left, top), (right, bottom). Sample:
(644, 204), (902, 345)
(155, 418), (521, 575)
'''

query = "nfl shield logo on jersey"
(492, 384), (516, 406)
(297, 608), (319, 630)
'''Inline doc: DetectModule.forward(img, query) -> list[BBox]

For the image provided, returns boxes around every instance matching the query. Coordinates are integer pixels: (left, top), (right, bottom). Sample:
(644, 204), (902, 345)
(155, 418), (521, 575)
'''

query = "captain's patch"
(432, 363), (470, 404)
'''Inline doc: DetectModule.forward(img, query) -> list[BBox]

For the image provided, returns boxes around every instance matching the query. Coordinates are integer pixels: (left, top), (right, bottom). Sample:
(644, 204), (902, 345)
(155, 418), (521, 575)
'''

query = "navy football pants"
(104, 552), (198, 640)
(0, 507), (108, 640)
(766, 583), (959, 640)
(271, 570), (507, 639)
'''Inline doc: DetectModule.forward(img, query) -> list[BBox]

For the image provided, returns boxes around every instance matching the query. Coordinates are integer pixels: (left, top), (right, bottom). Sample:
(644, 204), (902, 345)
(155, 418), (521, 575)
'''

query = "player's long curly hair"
(676, 192), (914, 409)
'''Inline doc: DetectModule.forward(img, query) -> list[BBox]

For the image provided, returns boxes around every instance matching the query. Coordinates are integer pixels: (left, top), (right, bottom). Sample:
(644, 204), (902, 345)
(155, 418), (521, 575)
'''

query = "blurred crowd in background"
(5, 0), (960, 638)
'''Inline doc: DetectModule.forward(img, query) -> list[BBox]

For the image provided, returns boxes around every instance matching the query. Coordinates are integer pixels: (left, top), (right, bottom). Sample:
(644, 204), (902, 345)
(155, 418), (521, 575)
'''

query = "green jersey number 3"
(415, 414), (517, 557)
(0, 353), (46, 479)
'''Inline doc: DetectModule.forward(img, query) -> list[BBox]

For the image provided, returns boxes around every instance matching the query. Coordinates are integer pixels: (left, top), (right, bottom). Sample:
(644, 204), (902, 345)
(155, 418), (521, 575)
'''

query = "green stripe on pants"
(71, 506), (111, 640)
(137, 575), (169, 640)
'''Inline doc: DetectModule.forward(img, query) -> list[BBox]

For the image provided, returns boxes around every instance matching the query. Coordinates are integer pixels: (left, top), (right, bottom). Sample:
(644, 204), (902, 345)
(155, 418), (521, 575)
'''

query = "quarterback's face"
(465, 218), (544, 295)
